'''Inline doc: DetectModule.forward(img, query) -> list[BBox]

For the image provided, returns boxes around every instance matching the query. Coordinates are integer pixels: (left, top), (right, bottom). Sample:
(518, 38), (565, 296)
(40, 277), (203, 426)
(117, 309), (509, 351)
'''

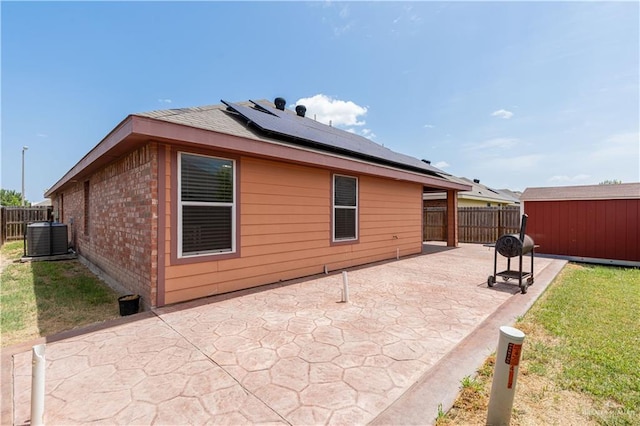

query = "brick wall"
(52, 143), (158, 309)
(423, 199), (447, 208)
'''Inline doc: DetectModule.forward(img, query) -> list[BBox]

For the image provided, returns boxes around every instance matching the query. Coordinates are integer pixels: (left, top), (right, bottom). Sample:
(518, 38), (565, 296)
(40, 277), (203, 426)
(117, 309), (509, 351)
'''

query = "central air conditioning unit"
(26, 222), (69, 257)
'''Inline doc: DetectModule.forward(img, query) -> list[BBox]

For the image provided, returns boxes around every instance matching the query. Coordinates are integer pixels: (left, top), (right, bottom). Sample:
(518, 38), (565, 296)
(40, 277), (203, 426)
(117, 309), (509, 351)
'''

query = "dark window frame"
(332, 174), (358, 242)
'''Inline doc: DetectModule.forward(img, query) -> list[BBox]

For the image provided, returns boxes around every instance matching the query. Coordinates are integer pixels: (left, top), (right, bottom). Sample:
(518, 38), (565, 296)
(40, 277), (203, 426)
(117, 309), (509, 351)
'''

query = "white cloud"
(158, 98), (172, 104)
(491, 109), (514, 119)
(339, 4), (349, 19)
(424, 124), (435, 129)
(548, 174), (591, 183)
(464, 137), (519, 151)
(344, 127), (376, 139)
(295, 94), (368, 127)
(320, 2), (354, 37)
(585, 132), (640, 182)
(588, 132), (639, 162)
(361, 128), (376, 139)
(486, 154), (544, 172)
(36, 133), (48, 138)
(434, 161), (450, 169)
(334, 23), (353, 37)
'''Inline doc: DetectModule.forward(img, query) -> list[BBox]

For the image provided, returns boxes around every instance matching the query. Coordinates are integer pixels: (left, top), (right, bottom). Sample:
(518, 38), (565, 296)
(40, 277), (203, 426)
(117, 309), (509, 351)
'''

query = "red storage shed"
(521, 183), (640, 266)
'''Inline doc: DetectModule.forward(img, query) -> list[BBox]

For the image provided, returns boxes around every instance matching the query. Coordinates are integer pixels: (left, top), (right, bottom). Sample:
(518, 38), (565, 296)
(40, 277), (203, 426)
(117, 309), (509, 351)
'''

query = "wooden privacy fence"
(0, 206), (52, 244)
(424, 206), (521, 244)
(424, 207), (447, 241)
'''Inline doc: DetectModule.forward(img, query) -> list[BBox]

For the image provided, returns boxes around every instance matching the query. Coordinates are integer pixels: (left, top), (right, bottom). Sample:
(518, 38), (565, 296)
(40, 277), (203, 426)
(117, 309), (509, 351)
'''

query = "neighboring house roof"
(521, 183), (640, 201)
(46, 99), (471, 197)
(497, 188), (522, 200)
(32, 199), (52, 207)
(423, 177), (520, 204)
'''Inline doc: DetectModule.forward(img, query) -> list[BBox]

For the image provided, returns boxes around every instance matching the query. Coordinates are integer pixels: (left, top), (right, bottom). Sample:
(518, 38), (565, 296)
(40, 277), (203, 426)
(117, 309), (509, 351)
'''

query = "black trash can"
(118, 294), (140, 316)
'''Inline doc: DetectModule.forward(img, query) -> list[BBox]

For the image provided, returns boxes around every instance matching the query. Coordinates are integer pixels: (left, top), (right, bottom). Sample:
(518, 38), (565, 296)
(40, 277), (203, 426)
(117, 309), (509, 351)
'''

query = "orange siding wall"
(163, 155), (423, 305)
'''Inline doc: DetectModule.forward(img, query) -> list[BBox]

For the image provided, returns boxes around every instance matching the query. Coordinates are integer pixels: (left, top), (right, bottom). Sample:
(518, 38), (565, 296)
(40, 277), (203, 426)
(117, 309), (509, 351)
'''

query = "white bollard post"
(486, 326), (525, 426)
(341, 271), (350, 303)
(396, 248), (400, 260)
(31, 343), (46, 426)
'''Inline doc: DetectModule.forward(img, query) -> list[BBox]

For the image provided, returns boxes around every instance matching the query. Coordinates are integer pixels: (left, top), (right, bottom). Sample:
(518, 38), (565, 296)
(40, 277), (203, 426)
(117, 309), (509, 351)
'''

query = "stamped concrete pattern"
(7, 243), (561, 425)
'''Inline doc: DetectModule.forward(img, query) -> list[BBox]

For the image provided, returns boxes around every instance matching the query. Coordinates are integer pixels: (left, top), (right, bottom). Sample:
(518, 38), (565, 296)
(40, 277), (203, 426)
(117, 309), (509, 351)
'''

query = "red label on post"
(508, 365), (515, 389)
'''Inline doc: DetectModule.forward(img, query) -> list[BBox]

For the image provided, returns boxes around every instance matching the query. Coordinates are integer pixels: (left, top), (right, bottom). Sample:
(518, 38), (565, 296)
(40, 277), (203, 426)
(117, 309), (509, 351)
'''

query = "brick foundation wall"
(52, 143), (158, 309)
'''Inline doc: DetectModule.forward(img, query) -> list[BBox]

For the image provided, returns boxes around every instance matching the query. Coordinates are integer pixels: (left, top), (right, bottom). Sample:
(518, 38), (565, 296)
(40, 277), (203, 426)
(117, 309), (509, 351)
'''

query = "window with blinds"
(333, 175), (358, 241)
(179, 152), (235, 257)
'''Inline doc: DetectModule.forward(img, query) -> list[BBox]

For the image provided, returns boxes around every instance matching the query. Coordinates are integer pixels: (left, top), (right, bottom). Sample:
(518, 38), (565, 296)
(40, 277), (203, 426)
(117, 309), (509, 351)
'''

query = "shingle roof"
(136, 100), (450, 178)
(423, 177), (520, 204)
(46, 99), (472, 198)
(497, 188), (522, 200)
(521, 183), (640, 201)
(135, 103), (263, 141)
(457, 177), (520, 203)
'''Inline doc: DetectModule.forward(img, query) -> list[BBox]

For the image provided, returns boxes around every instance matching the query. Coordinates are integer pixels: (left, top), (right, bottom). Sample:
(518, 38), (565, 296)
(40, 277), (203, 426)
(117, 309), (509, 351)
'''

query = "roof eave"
(131, 115), (469, 190)
(46, 115), (469, 197)
(45, 116), (135, 197)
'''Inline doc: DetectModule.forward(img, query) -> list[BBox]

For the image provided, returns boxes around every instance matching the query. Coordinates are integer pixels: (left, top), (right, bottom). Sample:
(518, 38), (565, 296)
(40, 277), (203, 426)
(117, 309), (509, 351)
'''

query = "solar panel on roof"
(222, 99), (447, 177)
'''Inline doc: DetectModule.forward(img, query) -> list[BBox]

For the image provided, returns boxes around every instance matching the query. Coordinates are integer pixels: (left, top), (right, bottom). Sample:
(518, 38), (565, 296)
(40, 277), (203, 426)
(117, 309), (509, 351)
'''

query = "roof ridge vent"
(295, 105), (306, 117)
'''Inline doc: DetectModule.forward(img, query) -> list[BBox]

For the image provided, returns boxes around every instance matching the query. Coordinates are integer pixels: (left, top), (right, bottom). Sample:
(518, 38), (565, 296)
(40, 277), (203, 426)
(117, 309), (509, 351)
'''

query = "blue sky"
(2, 1), (638, 203)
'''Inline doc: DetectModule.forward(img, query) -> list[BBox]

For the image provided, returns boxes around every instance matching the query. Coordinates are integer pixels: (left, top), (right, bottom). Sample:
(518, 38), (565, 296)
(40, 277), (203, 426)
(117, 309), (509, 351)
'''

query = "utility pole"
(22, 146), (29, 206)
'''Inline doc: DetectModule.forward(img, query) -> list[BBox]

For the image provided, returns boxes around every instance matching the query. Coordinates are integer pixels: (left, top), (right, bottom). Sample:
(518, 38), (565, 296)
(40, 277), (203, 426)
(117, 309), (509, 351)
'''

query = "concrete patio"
(2, 242), (566, 425)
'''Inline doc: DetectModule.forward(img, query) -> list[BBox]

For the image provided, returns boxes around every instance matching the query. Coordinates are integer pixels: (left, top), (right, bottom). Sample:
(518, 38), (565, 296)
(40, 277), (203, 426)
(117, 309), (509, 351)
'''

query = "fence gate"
(0, 206), (52, 244)
(424, 207), (447, 241)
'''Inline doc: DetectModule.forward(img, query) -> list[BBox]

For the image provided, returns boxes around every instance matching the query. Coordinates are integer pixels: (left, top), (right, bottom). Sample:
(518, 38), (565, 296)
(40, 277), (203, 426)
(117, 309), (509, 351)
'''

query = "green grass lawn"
(439, 263), (640, 425)
(1, 241), (121, 346)
(528, 263), (640, 423)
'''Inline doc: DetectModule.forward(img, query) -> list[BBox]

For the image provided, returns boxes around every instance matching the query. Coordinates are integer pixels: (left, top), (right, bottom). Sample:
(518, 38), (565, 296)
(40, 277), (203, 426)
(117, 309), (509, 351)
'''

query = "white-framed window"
(333, 174), (358, 241)
(178, 152), (235, 257)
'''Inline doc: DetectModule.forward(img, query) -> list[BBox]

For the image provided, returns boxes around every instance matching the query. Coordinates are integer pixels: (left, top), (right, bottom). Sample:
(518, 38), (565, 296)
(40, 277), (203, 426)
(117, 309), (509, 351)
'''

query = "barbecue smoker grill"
(488, 214), (535, 294)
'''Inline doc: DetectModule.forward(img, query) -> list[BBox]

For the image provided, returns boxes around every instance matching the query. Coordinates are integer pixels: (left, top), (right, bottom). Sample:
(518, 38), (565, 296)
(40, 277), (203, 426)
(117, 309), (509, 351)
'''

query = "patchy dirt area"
(439, 321), (610, 426)
(0, 251), (15, 272)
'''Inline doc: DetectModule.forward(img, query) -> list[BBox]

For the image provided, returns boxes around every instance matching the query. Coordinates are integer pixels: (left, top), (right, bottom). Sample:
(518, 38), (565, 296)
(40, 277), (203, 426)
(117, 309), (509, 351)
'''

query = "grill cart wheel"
(520, 283), (528, 294)
(487, 275), (496, 287)
(527, 277), (534, 285)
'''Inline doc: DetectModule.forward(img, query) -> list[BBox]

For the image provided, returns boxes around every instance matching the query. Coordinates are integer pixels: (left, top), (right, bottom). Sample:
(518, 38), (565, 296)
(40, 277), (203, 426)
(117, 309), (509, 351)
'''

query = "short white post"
(31, 343), (46, 426)
(486, 326), (525, 425)
(396, 248), (400, 260)
(341, 271), (350, 303)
